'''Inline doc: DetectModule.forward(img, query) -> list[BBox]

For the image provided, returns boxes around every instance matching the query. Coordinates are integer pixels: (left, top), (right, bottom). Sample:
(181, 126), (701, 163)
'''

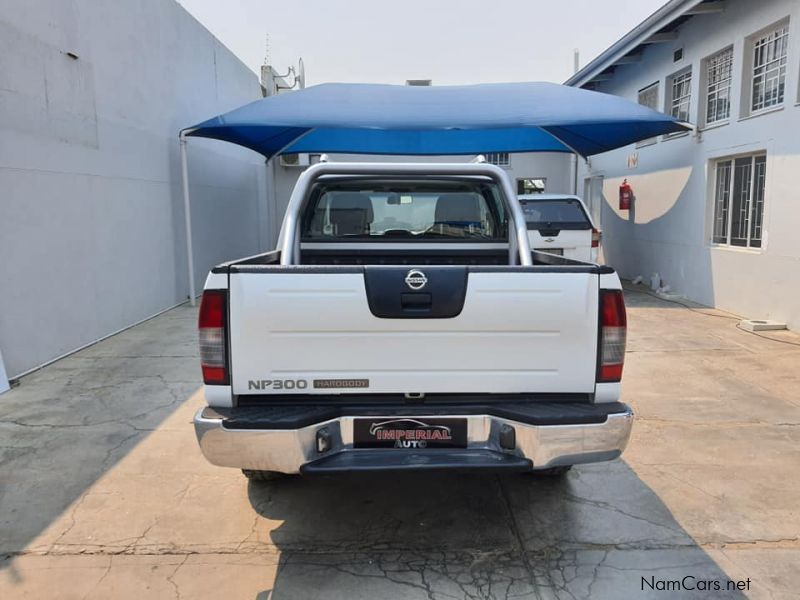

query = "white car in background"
(518, 194), (601, 262)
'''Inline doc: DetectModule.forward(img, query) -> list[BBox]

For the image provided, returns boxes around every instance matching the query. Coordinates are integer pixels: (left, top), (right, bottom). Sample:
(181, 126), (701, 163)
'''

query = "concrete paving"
(1, 284), (799, 599)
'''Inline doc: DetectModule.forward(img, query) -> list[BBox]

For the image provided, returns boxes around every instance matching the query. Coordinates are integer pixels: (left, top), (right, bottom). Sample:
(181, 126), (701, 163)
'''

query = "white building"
(0, 0), (268, 380)
(567, 0), (800, 329)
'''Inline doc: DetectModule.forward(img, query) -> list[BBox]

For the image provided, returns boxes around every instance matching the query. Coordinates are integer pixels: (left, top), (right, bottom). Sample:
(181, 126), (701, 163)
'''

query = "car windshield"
(302, 179), (508, 241)
(520, 199), (590, 229)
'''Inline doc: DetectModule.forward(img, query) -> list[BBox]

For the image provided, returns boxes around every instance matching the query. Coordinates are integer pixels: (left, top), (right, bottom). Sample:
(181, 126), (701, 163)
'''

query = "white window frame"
(666, 67), (692, 124)
(636, 82), (660, 147)
(702, 46), (733, 127)
(485, 152), (510, 167)
(710, 153), (767, 249)
(743, 19), (790, 117)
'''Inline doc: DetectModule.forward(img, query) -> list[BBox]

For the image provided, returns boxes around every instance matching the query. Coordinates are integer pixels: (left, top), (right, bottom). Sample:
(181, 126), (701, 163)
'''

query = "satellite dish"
(296, 58), (305, 89)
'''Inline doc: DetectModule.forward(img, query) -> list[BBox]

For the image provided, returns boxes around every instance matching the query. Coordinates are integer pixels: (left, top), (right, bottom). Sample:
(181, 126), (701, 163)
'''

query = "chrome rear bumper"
(194, 404), (633, 474)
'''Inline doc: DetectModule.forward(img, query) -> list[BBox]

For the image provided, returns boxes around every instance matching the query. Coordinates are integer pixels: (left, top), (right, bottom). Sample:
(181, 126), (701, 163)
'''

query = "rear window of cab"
(301, 179), (509, 242)
(519, 199), (591, 230)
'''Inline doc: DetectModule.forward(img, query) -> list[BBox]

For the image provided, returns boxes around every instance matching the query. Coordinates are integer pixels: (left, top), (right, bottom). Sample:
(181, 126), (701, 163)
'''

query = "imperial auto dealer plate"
(353, 417), (468, 449)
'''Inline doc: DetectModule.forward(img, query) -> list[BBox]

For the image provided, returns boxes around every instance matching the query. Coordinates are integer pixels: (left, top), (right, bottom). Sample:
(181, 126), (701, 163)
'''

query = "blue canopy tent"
(179, 81), (691, 301)
(183, 81), (689, 158)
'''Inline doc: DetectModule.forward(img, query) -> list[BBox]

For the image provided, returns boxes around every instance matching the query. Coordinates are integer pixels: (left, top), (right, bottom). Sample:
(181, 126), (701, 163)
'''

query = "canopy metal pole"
(179, 131), (196, 306)
(573, 153), (579, 195)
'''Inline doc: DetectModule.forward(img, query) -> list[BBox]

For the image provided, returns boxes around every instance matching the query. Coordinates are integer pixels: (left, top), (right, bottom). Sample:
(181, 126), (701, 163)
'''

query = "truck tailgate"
(228, 267), (598, 396)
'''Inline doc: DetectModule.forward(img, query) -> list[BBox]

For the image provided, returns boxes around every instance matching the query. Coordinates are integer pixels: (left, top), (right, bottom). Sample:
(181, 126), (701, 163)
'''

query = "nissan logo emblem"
(405, 269), (428, 290)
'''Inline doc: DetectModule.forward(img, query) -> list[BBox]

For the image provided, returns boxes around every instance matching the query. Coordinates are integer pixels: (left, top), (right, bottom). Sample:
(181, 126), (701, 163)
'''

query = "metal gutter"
(565, 0), (704, 88)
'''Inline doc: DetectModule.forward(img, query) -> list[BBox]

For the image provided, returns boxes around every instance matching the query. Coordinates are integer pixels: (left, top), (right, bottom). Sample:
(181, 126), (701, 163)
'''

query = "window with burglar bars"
(712, 154), (767, 248)
(750, 23), (789, 112)
(636, 82), (659, 146)
(705, 47), (733, 125)
(485, 152), (510, 166)
(668, 68), (692, 122)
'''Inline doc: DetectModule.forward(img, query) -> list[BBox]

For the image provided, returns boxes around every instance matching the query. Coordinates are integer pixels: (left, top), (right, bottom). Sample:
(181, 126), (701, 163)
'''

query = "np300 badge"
(404, 269), (428, 290)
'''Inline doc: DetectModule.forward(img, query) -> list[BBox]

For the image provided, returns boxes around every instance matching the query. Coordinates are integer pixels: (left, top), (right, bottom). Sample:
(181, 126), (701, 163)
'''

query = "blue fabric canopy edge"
(184, 81), (691, 158)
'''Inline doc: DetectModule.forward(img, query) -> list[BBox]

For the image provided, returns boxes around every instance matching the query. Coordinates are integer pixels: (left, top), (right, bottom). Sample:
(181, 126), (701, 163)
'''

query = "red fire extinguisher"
(619, 179), (633, 210)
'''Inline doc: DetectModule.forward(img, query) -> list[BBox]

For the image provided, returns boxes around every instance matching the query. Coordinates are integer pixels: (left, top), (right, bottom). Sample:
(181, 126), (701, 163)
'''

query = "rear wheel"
(528, 465), (572, 477)
(242, 469), (285, 482)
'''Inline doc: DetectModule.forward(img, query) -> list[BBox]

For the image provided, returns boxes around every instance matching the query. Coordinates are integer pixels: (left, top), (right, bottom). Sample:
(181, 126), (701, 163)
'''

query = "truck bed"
(214, 248), (611, 269)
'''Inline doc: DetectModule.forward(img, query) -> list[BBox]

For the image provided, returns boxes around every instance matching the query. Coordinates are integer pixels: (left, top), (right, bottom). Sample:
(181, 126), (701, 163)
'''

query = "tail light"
(598, 290), (626, 382)
(198, 290), (228, 385)
(591, 228), (602, 248)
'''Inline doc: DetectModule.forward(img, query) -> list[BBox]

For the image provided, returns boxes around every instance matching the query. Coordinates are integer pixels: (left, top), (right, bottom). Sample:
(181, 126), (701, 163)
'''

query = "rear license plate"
(353, 417), (468, 449)
(534, 247), (564, 255)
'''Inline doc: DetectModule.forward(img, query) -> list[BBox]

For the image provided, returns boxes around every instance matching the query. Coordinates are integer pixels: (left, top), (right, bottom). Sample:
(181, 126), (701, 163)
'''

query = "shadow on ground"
(249, 465), (748, 599)
(0, 304), (200, 572)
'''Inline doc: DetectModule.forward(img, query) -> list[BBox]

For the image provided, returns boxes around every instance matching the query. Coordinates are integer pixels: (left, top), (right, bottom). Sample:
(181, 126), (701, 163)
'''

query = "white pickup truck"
(518, 194), (601, 262)
(193, 161), (632, 480)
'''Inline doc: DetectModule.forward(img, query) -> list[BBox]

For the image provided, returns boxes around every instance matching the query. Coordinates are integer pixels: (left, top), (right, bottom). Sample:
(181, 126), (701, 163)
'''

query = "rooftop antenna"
(573, 48), (580, 74)
(274, 58), (306, 91)
(262, 31), (305, 92)
(296, 57), (305, 89)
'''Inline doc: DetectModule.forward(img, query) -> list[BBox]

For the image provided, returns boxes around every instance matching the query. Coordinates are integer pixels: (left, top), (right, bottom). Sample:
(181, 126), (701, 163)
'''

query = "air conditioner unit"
(280, 153), (310, 168)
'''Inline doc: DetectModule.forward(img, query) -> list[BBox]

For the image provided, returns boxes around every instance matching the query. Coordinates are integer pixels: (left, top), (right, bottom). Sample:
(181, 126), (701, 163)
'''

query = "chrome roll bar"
(277, 162), (533, 266)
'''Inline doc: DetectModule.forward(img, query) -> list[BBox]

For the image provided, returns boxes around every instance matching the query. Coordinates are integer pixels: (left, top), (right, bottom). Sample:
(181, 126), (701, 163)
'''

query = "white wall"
(269, 152), (573, 245)
(0, 0), (267, 378)
(582, 0), (800, 329)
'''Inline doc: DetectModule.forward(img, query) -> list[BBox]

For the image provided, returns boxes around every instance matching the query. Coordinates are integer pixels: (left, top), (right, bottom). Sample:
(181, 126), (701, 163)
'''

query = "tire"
(242, 469), (285, 482)
(528, 465), (572, 477)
